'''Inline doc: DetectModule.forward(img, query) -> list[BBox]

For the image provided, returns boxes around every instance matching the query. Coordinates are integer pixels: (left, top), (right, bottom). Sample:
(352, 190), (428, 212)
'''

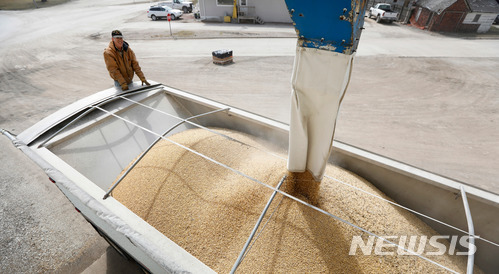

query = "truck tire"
(376, 14), (381, 23)
(368, 12), (372, 19)
(182, 6), (188, 13)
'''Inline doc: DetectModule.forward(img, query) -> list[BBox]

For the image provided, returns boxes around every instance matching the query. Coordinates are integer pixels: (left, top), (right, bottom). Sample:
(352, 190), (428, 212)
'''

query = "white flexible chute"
(287, 47), (354, 181)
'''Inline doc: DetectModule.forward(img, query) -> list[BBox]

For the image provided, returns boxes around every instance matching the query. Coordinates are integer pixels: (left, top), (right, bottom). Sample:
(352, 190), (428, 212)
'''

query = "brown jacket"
(103, 41), (145, 86)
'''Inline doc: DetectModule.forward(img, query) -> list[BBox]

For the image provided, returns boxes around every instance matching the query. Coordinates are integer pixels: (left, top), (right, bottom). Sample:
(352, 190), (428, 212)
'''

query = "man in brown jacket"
(103, 30), (150, 91)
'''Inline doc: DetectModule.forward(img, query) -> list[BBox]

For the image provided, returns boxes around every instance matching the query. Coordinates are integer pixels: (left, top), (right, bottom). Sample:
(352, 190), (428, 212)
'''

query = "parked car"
(368, 3), (398, 23)
(147, 6), (183, 21)
(494, 15), (499, 25)
(158, 0), (193, 13)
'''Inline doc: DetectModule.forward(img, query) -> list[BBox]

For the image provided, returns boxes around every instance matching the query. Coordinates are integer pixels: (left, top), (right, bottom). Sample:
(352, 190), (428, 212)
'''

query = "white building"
(198, 0), (292, 23)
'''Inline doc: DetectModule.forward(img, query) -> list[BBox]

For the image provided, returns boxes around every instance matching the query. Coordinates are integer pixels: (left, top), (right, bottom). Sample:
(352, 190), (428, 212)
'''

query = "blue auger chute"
(283, 0), (369, 54)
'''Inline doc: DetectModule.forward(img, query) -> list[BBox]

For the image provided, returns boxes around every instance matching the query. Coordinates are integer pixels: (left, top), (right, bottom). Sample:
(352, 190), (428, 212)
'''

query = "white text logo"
(348, 235), (477, 256)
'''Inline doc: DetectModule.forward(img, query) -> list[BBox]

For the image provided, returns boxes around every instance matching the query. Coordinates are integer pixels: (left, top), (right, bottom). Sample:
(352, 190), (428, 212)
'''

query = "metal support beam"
(460, 185), (475, 274)
(38, 88), (155, 148)
(0, 129), (17, 142)
(230, 175), (287, 273)
(102, 107), (230, 199)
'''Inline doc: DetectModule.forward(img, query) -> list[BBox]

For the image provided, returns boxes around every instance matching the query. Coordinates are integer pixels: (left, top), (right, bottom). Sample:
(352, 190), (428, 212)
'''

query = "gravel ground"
(0, 0), (498, 272)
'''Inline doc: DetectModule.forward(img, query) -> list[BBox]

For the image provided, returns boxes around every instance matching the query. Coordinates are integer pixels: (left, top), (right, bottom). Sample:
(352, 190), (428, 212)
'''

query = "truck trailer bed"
(3, 82), (498, 273)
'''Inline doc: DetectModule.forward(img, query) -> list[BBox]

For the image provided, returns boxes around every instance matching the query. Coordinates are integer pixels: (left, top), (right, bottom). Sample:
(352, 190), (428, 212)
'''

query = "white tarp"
(287, 46), (354, 181)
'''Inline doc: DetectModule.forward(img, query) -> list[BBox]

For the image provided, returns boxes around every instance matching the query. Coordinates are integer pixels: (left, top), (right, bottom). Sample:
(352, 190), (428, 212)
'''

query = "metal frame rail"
(116, 95), (275, 154)
(31, 90), (497, 272)
(38, 87), (161, 148)
(102, 107), (230, 199)
(239, 196), (285, 263)
(230, 175), (287, 274)
(460, 186), (476, 274)
(0, 128), (17, 142)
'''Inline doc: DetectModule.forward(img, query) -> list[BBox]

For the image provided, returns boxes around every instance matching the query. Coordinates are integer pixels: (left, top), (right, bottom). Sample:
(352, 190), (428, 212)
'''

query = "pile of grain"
(112, 128), (476, 273)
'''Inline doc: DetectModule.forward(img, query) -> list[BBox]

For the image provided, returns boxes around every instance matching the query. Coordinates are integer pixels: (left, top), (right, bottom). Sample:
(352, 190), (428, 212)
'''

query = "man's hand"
(142, 80), (151, 86)
(121, 83), (129, 91)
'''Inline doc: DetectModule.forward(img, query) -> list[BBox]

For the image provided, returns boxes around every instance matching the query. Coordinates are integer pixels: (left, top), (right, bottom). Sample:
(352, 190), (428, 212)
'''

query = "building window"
(241, 0), (247, 5)
(217, 0), (233, 5)
(472, 14), (481, 22)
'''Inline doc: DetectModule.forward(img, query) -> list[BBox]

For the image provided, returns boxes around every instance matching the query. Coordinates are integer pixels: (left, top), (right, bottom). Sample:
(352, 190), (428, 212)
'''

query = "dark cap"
(111, 30), (123, 38)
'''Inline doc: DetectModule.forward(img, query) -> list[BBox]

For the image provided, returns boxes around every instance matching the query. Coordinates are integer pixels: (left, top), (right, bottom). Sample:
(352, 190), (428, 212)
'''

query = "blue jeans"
(114, 80), (120, 88)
